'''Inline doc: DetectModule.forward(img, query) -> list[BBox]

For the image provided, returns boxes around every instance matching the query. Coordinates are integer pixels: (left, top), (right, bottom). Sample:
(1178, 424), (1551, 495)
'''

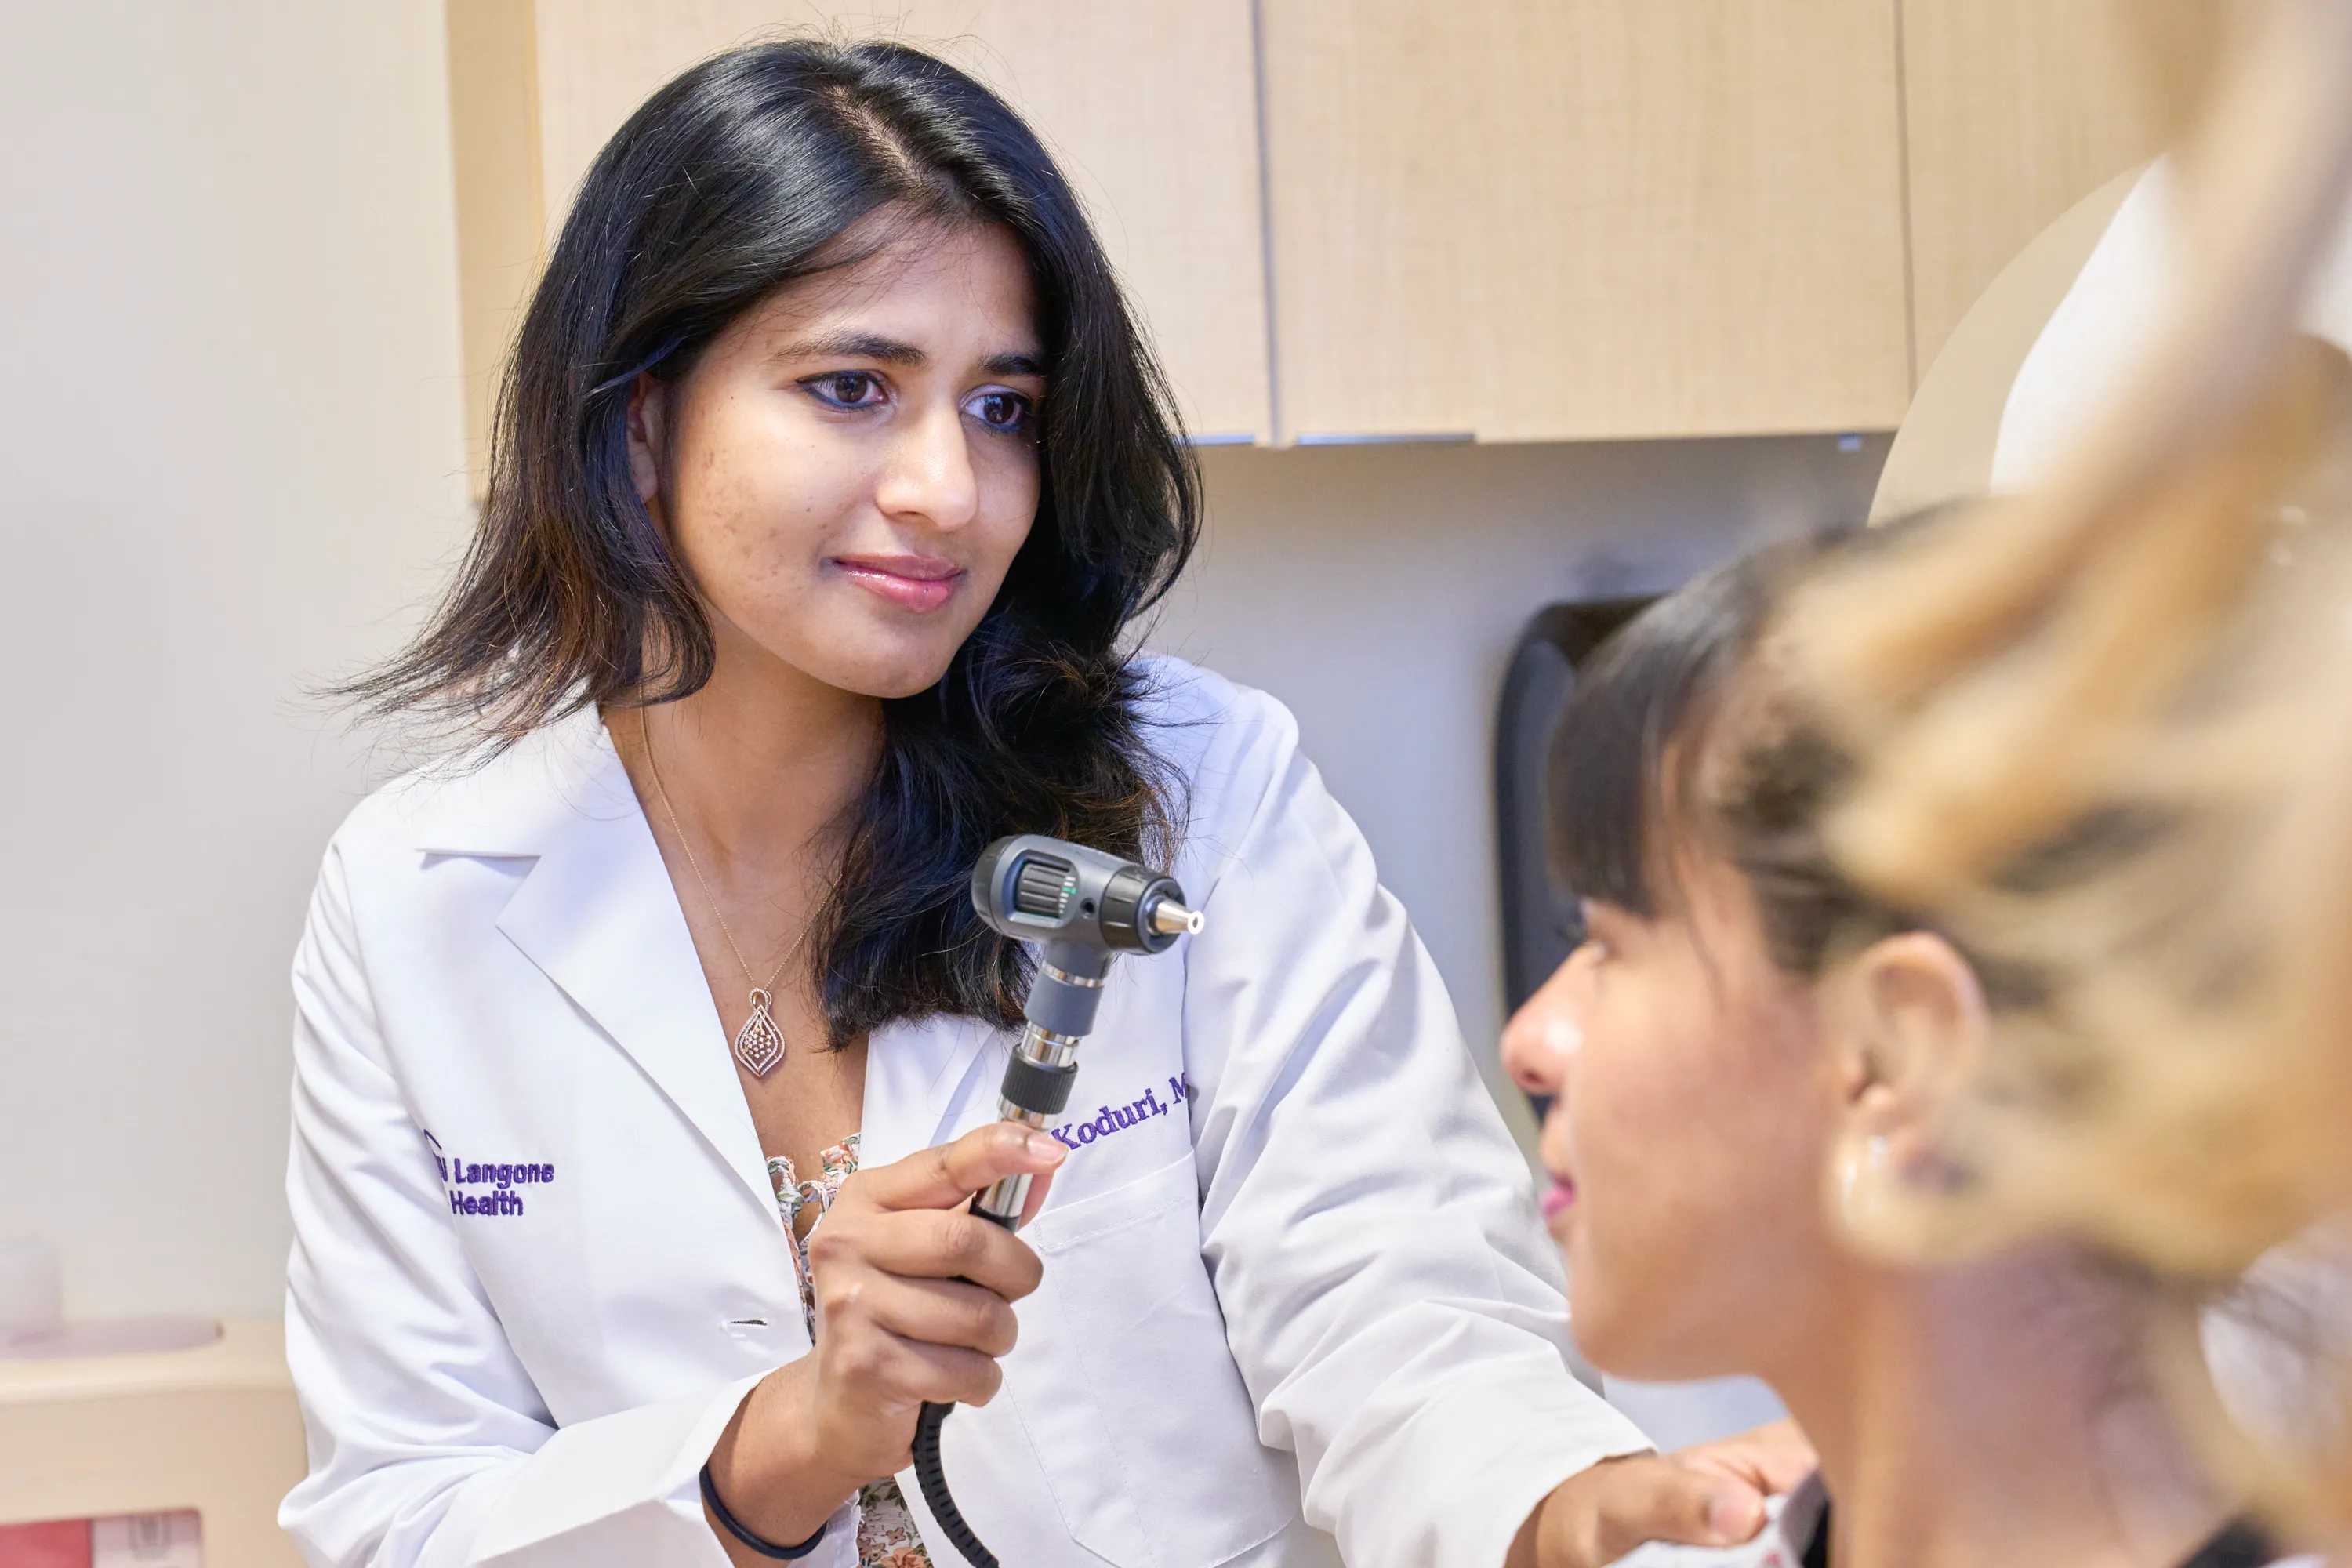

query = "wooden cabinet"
(447, 0), (1269, 486)
(447, 2), (2217, 466)
(1255, 0), (1914, 443)
(1900, 0), (2218, 379)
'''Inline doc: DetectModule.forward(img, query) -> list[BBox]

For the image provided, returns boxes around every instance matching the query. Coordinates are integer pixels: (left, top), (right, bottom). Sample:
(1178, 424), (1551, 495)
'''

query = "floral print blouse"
(770, 1134), (935, 1568)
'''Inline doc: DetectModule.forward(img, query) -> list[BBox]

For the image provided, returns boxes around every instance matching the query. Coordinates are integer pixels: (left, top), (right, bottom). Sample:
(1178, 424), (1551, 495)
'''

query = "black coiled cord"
(912, 1399), (998, 1568)
(911, 1203), (1015, 1568)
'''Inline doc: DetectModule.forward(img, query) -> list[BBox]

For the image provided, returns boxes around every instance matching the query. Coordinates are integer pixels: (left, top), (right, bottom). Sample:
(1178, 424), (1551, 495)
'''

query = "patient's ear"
(1825, 931), (1990, 1244)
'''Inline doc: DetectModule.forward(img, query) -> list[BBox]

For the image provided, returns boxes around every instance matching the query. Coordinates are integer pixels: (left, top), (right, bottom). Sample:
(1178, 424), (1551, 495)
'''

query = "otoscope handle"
(917, 836), (1200, 1568)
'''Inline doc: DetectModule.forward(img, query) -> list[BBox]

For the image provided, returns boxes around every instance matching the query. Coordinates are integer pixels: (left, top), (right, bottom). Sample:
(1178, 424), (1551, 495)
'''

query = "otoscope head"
(971, 835), (1200, 958)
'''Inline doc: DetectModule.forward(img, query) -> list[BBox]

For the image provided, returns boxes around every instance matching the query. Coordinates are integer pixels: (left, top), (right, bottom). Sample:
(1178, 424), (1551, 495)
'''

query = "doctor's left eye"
(964, 388), (1034, 435)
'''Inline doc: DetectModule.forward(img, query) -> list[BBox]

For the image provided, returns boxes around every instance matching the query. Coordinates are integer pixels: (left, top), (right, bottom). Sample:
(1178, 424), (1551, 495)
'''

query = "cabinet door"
(1900, 0), (2219, 380)
(1258, 0), (1912, 443)
(451, 0), (1269, 482)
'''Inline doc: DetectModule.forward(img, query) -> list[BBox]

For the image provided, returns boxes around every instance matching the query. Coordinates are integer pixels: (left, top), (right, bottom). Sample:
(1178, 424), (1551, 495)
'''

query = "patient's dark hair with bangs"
(1546, 533), (1914, 979)
(339, 38), (1196, 1044)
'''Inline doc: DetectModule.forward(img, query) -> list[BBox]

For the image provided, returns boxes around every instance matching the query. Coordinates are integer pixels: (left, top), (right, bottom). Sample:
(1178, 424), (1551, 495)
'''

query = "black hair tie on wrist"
(699, 1462), (831, 1560)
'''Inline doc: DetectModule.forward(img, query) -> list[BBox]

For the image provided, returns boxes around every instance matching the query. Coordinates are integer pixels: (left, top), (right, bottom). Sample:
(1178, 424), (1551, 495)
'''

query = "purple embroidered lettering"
(437, 1148), (552, 1218)
(1047, 1082), (1191, 1153)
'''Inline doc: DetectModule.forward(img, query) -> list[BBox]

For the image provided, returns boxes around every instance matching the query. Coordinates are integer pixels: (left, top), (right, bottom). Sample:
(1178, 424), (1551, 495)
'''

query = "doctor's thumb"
(1700, 1482), (1767, 1545)
(1539, 1452), (1774, 1567)
(1604, 1460), (1768, 1554)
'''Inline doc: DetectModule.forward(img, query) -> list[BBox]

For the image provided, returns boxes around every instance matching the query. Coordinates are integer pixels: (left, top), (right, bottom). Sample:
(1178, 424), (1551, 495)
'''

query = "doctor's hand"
(703, 1124), (1067, 1555)
(1508, 1419), (1817, 1568)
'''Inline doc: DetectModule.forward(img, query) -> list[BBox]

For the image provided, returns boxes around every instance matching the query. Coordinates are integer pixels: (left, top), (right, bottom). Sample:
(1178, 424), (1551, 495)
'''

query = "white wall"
(0, 2), (470, 1319)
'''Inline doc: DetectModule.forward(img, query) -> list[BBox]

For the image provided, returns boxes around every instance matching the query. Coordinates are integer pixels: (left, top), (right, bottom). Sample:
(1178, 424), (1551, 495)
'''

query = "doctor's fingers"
(809, 1206), (1044, 1301)
(820, 1271), (1021, 1359)
(831, 1320), (1007, 1410)
(846, 1123), (1067, 1215)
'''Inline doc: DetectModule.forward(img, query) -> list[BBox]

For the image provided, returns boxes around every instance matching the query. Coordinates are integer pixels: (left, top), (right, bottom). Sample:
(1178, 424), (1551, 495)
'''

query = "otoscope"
(909, 833), (1203, 1568)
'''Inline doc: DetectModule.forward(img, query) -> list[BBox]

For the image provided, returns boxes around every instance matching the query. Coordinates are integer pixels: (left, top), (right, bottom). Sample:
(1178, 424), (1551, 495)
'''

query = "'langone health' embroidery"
(423, 1129), (554, 1218)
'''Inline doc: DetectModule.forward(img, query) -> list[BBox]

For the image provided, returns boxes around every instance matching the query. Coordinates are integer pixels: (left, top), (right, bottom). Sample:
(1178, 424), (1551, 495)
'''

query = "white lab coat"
(279, 655), (1649, 1568)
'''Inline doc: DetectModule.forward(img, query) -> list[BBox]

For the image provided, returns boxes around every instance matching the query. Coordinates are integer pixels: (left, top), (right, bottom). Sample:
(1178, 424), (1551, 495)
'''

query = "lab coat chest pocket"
(1008, 1156), (1295, 1567)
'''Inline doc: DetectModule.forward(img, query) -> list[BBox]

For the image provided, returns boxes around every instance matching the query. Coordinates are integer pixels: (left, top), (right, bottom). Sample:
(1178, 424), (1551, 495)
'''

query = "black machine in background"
(1493, 595), (1657, 1112)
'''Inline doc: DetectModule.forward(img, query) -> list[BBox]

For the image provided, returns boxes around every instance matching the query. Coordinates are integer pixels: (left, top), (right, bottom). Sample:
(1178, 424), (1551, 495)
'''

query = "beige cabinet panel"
(1259, 0), (1912, 443)
(1901, 0), (2217, 380)
(450, 0), (1269, 472)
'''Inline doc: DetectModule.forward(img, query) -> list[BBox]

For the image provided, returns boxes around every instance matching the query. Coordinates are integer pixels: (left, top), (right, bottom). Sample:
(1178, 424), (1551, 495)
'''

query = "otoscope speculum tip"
(1147, 898), (1204, 938)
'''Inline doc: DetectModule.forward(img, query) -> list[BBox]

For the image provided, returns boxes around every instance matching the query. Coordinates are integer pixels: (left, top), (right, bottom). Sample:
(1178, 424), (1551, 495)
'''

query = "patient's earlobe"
(1824, 932), (1991, 1251)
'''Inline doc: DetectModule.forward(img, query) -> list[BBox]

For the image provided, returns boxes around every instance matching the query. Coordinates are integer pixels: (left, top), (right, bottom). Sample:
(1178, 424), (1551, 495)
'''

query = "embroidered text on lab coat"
(423, 1128), (554, 1218)
(1048, 1073), (1192, 1151)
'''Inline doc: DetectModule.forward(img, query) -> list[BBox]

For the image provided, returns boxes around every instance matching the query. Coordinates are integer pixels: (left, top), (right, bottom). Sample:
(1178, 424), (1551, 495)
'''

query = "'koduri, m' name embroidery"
(1048, 1074), (1192, 1151)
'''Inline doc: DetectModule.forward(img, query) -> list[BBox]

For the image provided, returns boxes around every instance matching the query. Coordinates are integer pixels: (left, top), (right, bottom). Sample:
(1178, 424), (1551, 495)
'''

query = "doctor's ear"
(1825, 931), (1988, 1250)
(626, 372), (670, 510)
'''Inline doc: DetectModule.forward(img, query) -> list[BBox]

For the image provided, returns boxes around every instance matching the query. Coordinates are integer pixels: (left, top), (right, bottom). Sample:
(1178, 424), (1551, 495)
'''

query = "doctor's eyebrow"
(778, 330), (1044, 379)
(981, 350), (1044, 378)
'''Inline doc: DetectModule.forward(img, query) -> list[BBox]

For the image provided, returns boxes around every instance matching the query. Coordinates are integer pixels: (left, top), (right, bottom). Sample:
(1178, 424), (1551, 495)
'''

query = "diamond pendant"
(733, 987), (786, 1077)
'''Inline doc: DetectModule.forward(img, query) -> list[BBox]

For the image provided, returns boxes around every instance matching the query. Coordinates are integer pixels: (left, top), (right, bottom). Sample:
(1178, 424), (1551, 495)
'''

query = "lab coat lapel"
(491, 733), (775, 1221)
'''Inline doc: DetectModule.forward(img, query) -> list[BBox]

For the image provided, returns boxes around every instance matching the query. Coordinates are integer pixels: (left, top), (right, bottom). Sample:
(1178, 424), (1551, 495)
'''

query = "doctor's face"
(627, 216), (1044, 700)
(1501, 845), (1849, 1384)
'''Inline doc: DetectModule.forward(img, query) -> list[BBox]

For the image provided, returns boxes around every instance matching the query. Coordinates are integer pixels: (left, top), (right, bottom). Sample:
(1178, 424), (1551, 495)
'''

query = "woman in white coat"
(281, 38), (1802, 1568)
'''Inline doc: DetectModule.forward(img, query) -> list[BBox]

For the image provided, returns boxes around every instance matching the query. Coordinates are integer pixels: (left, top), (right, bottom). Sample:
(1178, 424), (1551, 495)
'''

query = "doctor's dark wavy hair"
(341, 38), (1197, 1045)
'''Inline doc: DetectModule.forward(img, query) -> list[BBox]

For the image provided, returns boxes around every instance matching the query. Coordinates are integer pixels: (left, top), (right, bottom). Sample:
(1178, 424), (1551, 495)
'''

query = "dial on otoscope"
(909, 834), (1203, 1568)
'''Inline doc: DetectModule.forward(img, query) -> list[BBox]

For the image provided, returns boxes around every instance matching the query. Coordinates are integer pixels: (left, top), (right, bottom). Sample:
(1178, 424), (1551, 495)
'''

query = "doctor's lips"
(831, 552), (965, 611)
(1542, 1176), (1577, 1221)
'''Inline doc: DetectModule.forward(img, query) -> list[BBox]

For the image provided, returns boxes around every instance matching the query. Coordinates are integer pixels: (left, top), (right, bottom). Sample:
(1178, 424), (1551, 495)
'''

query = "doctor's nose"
(875, 399), (982, 532)
(1501, 946), (1592, 1099)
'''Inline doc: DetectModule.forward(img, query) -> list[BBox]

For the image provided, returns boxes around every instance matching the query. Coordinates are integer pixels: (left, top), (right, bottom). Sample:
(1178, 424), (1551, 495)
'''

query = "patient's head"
(1502, 535), (1997, 1385)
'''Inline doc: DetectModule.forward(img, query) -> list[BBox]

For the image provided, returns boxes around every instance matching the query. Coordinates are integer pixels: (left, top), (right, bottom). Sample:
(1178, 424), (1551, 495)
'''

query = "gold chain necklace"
(641, 712), (807, 1079)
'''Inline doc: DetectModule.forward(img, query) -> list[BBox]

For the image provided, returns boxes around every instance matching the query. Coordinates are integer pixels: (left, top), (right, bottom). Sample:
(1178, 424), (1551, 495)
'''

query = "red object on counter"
(0, 1519), (91, 1568)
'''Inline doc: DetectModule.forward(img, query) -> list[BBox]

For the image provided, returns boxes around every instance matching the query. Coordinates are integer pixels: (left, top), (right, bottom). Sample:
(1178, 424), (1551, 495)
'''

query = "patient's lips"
(1542, 1177), (1577, 1219)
